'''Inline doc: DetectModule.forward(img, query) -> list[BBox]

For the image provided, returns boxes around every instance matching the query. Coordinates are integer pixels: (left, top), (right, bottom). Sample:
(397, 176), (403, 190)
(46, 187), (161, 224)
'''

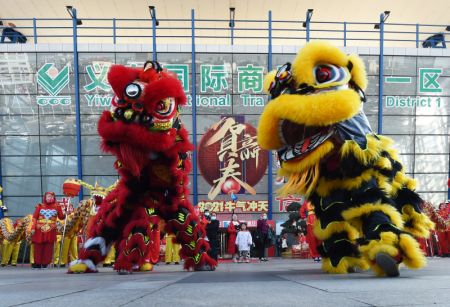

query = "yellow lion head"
(258, 41), (369, 196)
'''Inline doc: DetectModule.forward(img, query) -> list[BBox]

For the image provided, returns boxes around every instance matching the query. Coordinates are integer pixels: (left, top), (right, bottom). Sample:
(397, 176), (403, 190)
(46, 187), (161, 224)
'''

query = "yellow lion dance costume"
(258, 41), (434, 277)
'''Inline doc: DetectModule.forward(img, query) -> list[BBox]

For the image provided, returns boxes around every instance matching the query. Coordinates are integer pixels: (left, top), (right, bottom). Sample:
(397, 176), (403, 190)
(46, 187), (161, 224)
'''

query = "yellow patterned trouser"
(104, 246), (116, 265)
(1, 240), (21, 265)
(165, 234), (181, 263)
(53, 235), (78, 265)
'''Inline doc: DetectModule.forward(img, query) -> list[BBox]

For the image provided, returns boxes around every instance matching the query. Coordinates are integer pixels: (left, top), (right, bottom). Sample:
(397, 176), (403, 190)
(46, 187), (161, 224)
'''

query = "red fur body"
(74, 62), (217, 273)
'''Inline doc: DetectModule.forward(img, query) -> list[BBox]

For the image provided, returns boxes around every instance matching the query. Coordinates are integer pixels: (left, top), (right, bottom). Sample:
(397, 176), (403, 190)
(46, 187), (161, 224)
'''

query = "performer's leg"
(1, 241), (13, 266)
(42, 242), (54, 266)
(159, 198), (217, 271)
(114, 207), (155, 273)
(165, 236), (174, 263)
(11, 241), (21, 265)
(104, 246), (115, 265)
(359, 211), (425, 277)
(61, 236), (71, 265)
(53, 235), (61, 265)
(34, 243), (43, 266)
(69, 236), (78, 262)
(306, 224), (320, 259)
(30, 244), (34, 265)
(437, 232), (447, 256)
(69, 196), (134, 273)
(173, 243), (181, 263)
(257, 237), (265, 260)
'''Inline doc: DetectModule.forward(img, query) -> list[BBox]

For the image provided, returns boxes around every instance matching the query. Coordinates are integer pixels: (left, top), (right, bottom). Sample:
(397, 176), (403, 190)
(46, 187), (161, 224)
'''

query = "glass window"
(82, 156), (117, 176)
(383, 56), (416, 76)
(41, 155), (78, 176)
(415, 116), (448, 135)
(1, 156), (41, 176)
(80, 114), (101, 135)
(2, 196), (42, 218)
(383, 116), (415, 134)
(41, 176), (74, 196)
(2, 176), (42, 196)
(0, 74), (36, 95)
(39, 115), (76, 135)
(82, 176), (119, 190)
(0, 94), (38, 115)
(414, 154), (449, 173)
(388, 135), (414, 154)
(36, 53), (74, 72)
(40, 135), (78, 156)
(0, 52), (37, 73)
(81, 135), (104, 155)
(415, 135), (449, 154)
(0, 136), (40, 156)
(417, 193), (447, 205)
(414, 174), (448, 192)
(0, 115), (39, 135)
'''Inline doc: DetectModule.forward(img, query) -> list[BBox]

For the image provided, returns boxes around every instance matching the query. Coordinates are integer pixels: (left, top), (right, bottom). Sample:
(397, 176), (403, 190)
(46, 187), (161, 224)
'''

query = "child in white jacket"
(235, 223), (252, 263)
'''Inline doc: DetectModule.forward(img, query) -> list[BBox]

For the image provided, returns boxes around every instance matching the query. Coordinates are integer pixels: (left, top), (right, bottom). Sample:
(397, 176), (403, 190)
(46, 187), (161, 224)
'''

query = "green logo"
(37, 63), (70, 96)
(419, 68), (443, 93)
(36, 63), (71, 106)
(84, 63), (111, 92)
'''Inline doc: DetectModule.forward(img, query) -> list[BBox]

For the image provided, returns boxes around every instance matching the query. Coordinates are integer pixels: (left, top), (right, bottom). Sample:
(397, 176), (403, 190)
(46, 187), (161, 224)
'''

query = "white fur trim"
(83, 237), (107, 256)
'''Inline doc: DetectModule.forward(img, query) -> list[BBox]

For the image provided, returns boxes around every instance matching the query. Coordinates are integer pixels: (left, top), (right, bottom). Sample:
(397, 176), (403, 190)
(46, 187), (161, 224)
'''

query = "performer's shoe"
(118, 269), (132, 275)
(165, 262), (171, 265)
(139, 263), (153, 271)
(174, 262), (179, 265)
(103, 263), (112, 267)
(194, 264), (215, 271)
(68, 260), (98, 274)
(375, 253), (400, 277)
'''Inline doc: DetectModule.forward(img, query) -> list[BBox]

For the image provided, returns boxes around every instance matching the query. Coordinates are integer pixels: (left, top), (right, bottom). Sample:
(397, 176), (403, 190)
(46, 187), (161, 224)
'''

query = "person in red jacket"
(300, 200), (321, 262)
(227, 214), (240, 262)
(31, 192), (65, 268)
(437, 202), (450, 257)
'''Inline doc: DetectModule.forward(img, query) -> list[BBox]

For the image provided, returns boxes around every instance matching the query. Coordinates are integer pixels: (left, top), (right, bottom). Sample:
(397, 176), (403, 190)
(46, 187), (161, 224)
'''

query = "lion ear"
(347, 54), (367, 91)
(107, 65), (141, 98)
(263, 70), (277, 94)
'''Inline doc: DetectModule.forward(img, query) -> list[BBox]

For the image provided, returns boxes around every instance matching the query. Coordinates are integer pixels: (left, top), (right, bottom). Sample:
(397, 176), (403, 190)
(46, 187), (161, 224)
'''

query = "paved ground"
(1, 258), (450, 307)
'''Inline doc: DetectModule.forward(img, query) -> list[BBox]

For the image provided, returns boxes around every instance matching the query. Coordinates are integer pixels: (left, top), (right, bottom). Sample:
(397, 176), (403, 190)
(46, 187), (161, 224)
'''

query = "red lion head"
(98, 61), (189, 177)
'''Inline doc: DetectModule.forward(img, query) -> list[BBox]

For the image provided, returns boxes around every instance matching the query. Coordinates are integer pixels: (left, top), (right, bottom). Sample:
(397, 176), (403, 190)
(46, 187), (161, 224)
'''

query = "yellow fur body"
(257, 41), (433, 276)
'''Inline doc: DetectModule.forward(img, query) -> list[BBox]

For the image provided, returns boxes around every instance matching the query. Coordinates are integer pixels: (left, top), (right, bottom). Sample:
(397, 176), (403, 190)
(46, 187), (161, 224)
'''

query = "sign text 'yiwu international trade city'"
(35, 62), (447, 110)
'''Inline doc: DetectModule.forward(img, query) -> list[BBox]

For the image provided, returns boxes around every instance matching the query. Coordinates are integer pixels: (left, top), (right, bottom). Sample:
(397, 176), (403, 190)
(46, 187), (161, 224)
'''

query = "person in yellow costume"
(165, 233), (181, 264)
(53, 200), (78, 267)
(1, 239), (20, 266)
(53, 233), (78, 267)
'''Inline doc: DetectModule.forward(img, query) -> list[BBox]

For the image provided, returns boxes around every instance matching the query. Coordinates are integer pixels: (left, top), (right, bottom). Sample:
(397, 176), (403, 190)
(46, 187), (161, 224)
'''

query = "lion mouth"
(277, 120), (335, 163)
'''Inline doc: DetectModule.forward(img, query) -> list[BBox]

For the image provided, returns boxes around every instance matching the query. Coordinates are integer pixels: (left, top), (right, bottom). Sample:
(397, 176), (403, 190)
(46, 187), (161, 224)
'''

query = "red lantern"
(447, 178), (450, 189)
(63, 180), (81, 197)
(221, 178), (241, 195)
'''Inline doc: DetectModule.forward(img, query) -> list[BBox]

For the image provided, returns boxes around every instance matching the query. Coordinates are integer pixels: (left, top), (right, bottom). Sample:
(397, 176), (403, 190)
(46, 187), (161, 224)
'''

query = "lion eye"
(314, 64), (347, 85)
(155, 98), (175, 116)
(125, 83), (142, 98)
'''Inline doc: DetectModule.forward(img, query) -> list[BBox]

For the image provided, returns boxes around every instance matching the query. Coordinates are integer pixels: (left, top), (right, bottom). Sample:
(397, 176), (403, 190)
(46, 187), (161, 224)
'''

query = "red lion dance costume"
(69, 61), (217, 273)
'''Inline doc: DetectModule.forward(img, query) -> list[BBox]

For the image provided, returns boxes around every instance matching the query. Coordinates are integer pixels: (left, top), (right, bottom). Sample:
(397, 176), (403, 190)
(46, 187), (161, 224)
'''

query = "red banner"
(197, 200), (268, 213)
